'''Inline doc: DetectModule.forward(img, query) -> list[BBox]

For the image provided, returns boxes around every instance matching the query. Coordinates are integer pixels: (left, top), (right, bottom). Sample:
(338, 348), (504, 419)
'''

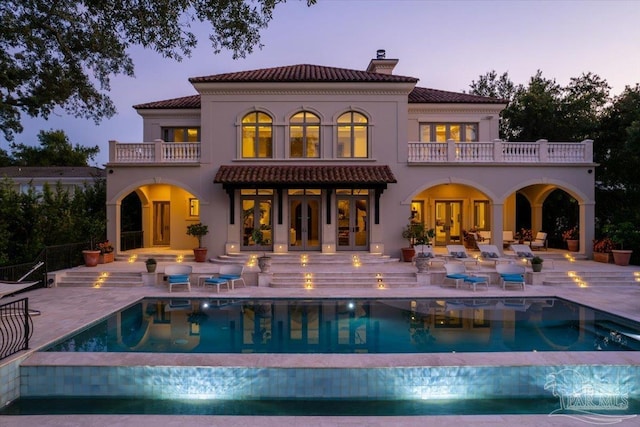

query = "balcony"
(108, 140), (201, 164)
(407, 139), (593, 164)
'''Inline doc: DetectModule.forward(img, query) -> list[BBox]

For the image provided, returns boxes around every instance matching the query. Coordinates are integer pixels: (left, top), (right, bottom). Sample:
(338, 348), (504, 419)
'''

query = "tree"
(10, 129), (99, 166)
(468, 70), (516, 140)
(0, 0), (317, 141)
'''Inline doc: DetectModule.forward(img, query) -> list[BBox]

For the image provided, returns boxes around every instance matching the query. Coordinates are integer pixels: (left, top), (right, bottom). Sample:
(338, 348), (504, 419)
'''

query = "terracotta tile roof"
(214, 165), (397, 187)
(133, 95), (200, 110)
(189, 64), (418, 84)
(409, 87), (506, 104)
(0, 166), (105, 178)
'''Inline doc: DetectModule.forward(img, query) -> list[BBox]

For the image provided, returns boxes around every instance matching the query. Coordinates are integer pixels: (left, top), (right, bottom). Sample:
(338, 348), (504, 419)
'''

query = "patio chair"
(218, 264), (246, 289)
(412, 245), (445, 268)
(495, 263), (526, 290)
(530, 232), (548, 251)
(446, 245), (478, 267)
(477, 244), (512, 265)
(443, 263), (488, 291)
(503, 231), (515, 248)
(164, 265), (192, 293)
(510, 244), (554, 269)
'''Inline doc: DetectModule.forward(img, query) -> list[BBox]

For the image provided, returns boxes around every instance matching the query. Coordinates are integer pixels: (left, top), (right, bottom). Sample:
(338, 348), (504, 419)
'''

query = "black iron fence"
(0, 298), (33, 360)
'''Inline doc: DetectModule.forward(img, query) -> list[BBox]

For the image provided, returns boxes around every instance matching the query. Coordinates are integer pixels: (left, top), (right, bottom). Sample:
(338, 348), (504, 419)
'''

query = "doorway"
(152, 201), (170, 246)
(289, 192), (321, 251)
(337, 191), (368, 250)
(434, 201), (462, 246)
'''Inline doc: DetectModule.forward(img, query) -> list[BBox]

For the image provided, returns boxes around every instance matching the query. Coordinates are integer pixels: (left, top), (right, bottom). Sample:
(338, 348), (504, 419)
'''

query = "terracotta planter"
(612, 250), (632, 266)
(593, 252), (612, 263)
(99, 252), (114, 264)
(82, 250), (100, 267)
(401, 247), (415, 262)
(566, 239), (579, 252)
(193, 247), (208, 263)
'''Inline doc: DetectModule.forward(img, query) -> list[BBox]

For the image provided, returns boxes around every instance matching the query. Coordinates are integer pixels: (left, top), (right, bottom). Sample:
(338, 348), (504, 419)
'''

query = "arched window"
(337, 111), (368, 158)
(290, 111), (320, 158)
(242, 112), (273, 158)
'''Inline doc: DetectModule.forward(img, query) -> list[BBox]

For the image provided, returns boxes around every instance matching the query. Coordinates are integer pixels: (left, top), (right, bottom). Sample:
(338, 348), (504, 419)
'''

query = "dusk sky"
(13, 0), (640, 166)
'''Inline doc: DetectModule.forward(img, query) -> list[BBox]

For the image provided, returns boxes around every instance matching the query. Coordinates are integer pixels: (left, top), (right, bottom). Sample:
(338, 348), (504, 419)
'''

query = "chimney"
(366, 49), (398, 75)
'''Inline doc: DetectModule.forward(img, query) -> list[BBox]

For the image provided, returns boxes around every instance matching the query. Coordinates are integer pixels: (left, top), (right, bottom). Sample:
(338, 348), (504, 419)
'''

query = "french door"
(289, 192), (321, 251)
(152, 201), (170, 246)
(337, 192), (368, 251)
(434, 201), (462, 246)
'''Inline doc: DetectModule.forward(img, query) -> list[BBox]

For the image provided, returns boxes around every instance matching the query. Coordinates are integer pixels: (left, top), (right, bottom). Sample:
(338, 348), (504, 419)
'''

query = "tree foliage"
(10, 129), (99, 166)
(0, 0), (316, 141)
(0, 177), (106, 264)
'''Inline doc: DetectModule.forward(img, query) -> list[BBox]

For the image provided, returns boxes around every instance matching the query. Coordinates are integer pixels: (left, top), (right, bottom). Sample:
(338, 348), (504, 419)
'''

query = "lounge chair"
(502, 231), (515, 248)
(477, 244), (512, 265)
(530, 232), (548, 251)
(412, 245), (445, 268)
(443, 263), (488, 291)
(496, 263), (526, 290)
(218, 264), (246, 289)
(510, 244), (554, 268)
(165, 265), (192, 293)
(446, 245), (478, 267)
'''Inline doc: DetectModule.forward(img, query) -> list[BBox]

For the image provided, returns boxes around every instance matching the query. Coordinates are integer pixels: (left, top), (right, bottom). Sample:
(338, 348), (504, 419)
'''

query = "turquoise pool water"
(43, 297), (640, 353)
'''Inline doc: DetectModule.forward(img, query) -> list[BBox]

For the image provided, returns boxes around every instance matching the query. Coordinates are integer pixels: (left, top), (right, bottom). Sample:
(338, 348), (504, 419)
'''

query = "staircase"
(541, 270), (639, 287)
(55, 271), (145, 288)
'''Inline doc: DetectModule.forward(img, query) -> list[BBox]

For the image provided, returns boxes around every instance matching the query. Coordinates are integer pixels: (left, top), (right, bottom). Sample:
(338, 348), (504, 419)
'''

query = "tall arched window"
(337, 111), (368, 158)
(242, 112), (273, 158)
(290, 111), (320, 158)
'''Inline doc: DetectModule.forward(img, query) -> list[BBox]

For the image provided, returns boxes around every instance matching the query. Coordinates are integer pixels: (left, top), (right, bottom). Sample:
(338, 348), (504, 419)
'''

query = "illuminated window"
(337, 111), (368, 158)
(161, 127), (200, 142)
(242, 112), (273, 158)
(419, 123), (478, 142)
(473, 200), (490, 230)
(290, 111), (320, 158)
(189, 198), (200, 217)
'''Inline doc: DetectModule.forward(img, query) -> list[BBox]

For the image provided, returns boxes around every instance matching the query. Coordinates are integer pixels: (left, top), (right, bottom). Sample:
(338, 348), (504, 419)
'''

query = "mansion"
(106, 50), (595, 259)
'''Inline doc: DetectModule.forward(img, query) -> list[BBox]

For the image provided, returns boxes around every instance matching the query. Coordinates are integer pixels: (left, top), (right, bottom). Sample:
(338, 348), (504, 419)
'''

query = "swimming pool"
(43, 297), (640, 354)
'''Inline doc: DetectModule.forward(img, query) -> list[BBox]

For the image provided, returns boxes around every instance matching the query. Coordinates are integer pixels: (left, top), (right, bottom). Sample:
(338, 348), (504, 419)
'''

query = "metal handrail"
(0, 297), (33, 361)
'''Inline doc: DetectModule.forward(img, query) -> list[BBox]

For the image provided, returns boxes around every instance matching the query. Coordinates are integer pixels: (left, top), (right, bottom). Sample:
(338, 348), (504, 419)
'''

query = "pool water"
(43, 297), (640, 354)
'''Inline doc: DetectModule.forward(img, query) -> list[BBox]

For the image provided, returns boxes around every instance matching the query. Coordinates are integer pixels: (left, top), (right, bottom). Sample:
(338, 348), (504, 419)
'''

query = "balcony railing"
(408, 139), (593, 164)
(109, 140), (201, 163)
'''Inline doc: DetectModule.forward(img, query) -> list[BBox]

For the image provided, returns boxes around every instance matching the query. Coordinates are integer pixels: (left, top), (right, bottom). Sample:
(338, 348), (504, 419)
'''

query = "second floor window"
(290, 111), (320, 158)
(242, 112), (273, 158)
(337, 111), (368, 158)
(420, 123), (478, 142)
(162, 127), (200, 142)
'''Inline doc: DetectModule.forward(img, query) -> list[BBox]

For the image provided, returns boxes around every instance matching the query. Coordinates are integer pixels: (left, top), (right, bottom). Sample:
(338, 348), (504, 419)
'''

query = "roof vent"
(376, 49), (386, 59)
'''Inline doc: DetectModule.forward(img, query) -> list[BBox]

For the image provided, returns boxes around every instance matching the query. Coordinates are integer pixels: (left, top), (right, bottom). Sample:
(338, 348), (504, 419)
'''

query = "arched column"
(580, 201), (595, 257)
(531, 203), (543, 234)
(107, 201), (120, 253)
(491, 202), (504, 251)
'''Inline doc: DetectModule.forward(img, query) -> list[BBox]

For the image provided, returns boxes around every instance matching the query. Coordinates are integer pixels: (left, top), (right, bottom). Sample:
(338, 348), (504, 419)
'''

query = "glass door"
(289, 190), (321, 251)
(434, 201), (462, 246)
(337, 191), (368, 251)
(241, 194), (273, 250)
(152, 201), (170, 246)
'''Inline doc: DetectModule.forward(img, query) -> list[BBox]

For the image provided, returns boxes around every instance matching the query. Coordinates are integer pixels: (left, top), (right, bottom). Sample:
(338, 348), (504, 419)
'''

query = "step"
(56, 271), (145, 288)
(269, 271), (418, 288)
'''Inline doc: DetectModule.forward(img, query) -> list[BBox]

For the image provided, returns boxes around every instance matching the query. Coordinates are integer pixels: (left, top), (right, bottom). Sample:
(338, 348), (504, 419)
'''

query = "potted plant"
(401, 220), (425, 262)
(414, 227), (436, 273)
(82, 221), (103, 267)
(186, 222), (209, 262)
(592, 238), (614, 263)
(562, 226), (579, 252)
(252, 227), (271, 273)
(604, 222), (635, 266)
(531, 255), (544, 272)
(145, 258), (157, 273)
(97, 240), (114, 264)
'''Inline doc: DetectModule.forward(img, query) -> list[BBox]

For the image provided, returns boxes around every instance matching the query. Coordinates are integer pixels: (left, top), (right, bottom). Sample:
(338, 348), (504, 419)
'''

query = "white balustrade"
(110, 140), (201, 163)
(407, 139), (592, 164)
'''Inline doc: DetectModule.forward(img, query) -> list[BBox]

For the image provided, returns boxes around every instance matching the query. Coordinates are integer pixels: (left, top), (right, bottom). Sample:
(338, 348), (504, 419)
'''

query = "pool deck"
(1, 256), (640, 426)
